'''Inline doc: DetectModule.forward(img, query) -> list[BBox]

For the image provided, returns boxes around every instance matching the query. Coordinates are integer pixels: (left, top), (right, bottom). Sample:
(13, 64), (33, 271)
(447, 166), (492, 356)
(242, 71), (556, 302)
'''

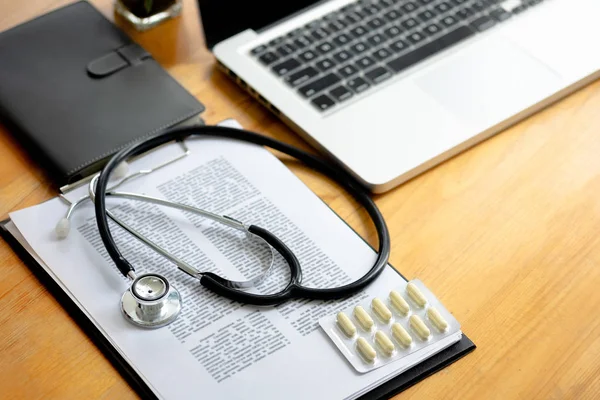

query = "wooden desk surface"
(1, 1), (600, 398)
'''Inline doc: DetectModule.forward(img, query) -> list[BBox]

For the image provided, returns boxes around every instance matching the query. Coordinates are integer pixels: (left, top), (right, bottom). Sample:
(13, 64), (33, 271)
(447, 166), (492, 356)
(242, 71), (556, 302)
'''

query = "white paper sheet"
(8, 120), (461, 399)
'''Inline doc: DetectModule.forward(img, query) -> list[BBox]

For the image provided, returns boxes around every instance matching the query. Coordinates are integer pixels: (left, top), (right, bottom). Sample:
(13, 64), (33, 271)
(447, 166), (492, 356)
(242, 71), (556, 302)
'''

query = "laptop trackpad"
(416, 36), (562, 127)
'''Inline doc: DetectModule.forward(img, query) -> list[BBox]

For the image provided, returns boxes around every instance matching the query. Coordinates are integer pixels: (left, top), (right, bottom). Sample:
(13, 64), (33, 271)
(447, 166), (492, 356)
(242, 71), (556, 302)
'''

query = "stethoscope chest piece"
(121, 273), (182, 329)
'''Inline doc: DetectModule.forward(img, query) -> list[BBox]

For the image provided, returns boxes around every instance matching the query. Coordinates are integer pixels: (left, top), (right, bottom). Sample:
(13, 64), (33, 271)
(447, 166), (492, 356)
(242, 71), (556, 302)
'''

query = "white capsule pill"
(409, 315), (431, 340)
(406, 282), (427, 307)
(353, 306), (374, 331)
(389, 290), (410, 316)
(336, 312), (357, 338)
(391, 323), (413, 347)
(371, 298), (392, 323)
(375, 331), (395, 356)
(356, 337), (377, 363)
(427, 307), (449, 332)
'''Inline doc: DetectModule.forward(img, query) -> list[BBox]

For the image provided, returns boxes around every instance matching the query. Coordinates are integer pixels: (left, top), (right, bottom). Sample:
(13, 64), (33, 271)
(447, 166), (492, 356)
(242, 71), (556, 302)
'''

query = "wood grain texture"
(1, 1), (600, 399)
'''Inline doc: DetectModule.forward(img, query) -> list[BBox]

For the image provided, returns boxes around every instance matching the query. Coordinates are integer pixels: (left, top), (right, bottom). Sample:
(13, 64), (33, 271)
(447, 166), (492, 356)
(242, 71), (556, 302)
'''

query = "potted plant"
(115, 0), (182, 31)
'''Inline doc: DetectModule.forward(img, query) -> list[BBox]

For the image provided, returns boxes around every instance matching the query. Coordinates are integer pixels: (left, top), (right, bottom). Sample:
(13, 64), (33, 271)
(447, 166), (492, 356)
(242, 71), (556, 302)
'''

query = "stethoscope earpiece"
(55, 217), (71, 239)
(110, 161), (129, 181)
(120, 273), (182, 329)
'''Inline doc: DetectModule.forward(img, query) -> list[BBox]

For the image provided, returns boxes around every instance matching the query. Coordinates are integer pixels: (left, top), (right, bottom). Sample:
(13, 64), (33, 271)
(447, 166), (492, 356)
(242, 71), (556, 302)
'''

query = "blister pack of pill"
(318, 279), (461, 373)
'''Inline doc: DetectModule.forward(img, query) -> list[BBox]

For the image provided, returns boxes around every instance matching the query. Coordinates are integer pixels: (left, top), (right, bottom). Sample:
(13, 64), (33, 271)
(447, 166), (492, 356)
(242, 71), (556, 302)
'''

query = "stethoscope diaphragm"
(120, 273), (182, 329)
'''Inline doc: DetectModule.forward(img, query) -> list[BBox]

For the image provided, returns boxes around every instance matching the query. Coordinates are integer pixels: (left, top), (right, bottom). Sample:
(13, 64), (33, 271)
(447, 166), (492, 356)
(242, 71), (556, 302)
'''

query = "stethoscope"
(57, 125), (390, 329)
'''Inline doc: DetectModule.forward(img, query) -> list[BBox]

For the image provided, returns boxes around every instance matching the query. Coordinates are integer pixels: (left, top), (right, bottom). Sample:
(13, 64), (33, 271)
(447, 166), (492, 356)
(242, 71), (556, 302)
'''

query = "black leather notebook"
(1, 217), (475, 399)
(0, 1), (204, 186)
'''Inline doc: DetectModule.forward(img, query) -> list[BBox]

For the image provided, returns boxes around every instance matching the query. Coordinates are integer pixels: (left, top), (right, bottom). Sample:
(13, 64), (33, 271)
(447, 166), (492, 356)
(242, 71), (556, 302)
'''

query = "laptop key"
(258, 51), (280, 65)
(389, 39), (409, 53)
(489, 8), (512, 21)
(333, 33), (353, 46)
(251, 45), (267, 55)
(338, 64), (359, 78)
(276, 43), (297, 57)
(316, 41), (335, 54)
(311, 94), (336, 111)
(299, 49), (319, 62)
(268, 37), (285, 47)
(341, 3), (355, 12)
(471, 15), (496, 31)
(272, 58), (301, 76)
(311, 27), (331, 41)
(305, 19), (321, 29)
(327, 20), (347, 32)
(286, 66), (319, 86)
(384, 9), (402, 21)
(367, 17), (386, 29)
(333, 49), (354, 63)
(293, 35), (313, 49)
(365, 66), (393, 84)
(372, 47), (393, 61)
(513, 5), (528, 14)
(363, 4), (381, 15)
(387, 26), (474, 73)
(471, 1), (487, 11)
(434, 2), (452, 14)
(350, 41), (369, 55)
(298, 73), (341, 97)
(418, 9), (437, 21)
(330, 85), (354, 102)
(356, 56), (376, 70)
(286, 28), (303, 39)
(323, 11), (340, 21)
(401, 2), (418, 13)
(455, 8), (474, 19)
(424, 23), (442, 36)
(407, 31), (426, 44)
(366, 33), (387, 46)
(344, 13), (362, 25)
(384, 25), (402, 38)
(347, 76), (371, 93)
(353, 7), (368, 18)
(315, 58), (337, 72)
(401, 18), (419, 30)
(441, 15), (458, 27)
(350, 25), (369, 38)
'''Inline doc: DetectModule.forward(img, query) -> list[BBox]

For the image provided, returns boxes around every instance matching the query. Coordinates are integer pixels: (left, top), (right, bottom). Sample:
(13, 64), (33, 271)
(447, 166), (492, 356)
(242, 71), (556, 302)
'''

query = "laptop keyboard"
(249, 0), (546, 112)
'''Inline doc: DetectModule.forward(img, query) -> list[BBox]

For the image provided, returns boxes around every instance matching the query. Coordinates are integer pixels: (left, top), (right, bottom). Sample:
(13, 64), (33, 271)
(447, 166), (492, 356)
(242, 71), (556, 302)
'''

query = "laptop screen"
(198, 0), (321, 49)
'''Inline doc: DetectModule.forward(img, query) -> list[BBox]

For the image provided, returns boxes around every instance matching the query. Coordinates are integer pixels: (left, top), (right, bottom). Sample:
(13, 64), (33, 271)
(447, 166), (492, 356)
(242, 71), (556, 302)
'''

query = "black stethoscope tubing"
(94, 125), (390, 305)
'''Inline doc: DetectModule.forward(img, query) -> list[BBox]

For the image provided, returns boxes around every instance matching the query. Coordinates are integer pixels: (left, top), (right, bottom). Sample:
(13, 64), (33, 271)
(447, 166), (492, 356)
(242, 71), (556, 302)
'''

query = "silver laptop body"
(201, 0), (600, 192)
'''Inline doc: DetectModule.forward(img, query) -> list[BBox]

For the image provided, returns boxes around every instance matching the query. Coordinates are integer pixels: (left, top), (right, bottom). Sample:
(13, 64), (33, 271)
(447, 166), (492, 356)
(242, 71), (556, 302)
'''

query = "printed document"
(7, 120), (461, 399)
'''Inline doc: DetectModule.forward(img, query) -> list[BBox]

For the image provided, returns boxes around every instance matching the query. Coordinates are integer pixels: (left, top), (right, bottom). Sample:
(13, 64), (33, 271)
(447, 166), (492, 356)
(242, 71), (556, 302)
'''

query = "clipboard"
(1, 217), (475, 399)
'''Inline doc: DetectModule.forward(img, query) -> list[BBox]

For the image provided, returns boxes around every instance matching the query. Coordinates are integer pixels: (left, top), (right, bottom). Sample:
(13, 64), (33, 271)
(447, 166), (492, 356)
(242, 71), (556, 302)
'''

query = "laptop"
(198, 0), (600, 192)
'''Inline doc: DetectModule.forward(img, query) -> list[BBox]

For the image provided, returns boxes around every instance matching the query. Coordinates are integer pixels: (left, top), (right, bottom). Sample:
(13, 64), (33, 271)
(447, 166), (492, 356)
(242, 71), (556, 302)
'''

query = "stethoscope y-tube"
(86, 182), (278, 288)
(93, 125), (390, 308)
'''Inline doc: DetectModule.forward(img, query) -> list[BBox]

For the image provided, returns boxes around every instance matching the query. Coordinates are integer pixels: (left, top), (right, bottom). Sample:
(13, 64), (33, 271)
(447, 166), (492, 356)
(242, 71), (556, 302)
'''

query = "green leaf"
(144, 0), (153, 13)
